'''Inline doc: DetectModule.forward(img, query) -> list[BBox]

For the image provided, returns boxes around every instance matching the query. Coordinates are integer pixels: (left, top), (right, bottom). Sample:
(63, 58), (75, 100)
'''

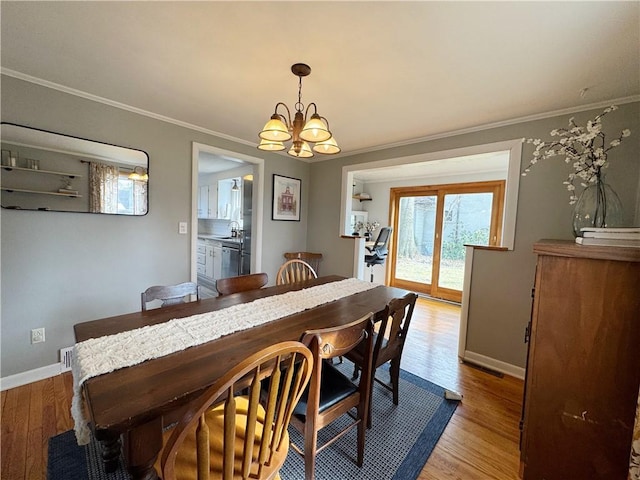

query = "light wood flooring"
(1, 296), (524, 479)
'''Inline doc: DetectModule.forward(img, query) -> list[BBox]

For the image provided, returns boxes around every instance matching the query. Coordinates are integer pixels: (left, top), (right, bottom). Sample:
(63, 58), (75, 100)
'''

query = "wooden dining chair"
(141, 282), (200, 311)
(160, 341), (313, 480)
(346, 292), (418, 427)
(216, 273), (269, 296)
(275, 259), (318, 286)
(283, 252), (323, 275)
(289, 313), (374, 480)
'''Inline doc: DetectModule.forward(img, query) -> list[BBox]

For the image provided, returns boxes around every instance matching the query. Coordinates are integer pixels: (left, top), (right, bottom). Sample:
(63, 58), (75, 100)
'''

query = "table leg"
(123, 416), (163, 480)
(96, 429), (122, 473)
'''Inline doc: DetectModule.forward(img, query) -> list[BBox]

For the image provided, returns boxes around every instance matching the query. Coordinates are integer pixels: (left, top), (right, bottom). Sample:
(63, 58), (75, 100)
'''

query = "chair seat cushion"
(162, 396), (286, 480)
(293, 361), (358, 420)
(365, 254), (386, 266)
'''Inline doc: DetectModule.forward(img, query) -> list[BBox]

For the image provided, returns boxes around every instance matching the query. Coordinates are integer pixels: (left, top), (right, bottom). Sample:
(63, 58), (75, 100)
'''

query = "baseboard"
(0, 363), (62, 391)
(461, 350), (525, 380)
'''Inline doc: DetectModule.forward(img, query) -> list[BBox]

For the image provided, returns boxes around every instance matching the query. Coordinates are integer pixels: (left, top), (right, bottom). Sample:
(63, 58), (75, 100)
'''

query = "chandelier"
(258, 63), (340, 158)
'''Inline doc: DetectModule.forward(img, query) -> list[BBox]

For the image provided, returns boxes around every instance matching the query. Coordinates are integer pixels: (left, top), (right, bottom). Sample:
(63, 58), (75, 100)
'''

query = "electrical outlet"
(31, 327), (45, 344)
(179, 222), (188, 234)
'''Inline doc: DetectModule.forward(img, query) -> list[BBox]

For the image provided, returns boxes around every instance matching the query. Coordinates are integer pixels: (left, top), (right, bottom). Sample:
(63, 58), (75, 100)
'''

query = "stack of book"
(575, 227), (640, 248)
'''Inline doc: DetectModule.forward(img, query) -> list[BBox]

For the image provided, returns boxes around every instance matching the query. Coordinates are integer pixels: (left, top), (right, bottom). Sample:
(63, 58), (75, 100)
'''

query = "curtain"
(133, 179), (148, 215)
(89, 162), (119, 213)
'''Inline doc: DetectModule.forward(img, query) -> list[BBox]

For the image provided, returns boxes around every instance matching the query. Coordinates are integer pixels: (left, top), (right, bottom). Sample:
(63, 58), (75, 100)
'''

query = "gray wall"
(0, 75), (309, 377)
(2, 74), (637, 378)
(308, 102), (640, 369)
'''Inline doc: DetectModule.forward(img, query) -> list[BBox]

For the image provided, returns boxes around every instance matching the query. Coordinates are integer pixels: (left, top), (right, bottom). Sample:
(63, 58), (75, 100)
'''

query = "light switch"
(179, 222), (188, 234)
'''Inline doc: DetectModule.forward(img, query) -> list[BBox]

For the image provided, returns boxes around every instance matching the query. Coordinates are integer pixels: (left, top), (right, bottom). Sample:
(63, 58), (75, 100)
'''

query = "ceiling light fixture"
(258, 63), (341, 158)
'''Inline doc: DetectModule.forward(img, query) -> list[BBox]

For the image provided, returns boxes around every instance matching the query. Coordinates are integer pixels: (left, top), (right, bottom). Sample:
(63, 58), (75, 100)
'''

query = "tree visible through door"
(390, 181), (504, 303)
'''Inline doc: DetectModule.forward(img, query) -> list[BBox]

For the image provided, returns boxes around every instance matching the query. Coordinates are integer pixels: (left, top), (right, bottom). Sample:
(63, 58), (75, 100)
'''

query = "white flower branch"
(522, 105), (631, 204)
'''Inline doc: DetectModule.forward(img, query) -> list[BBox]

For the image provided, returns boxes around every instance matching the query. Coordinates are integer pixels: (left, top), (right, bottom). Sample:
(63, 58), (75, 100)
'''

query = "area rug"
(48, 364), (457, 480)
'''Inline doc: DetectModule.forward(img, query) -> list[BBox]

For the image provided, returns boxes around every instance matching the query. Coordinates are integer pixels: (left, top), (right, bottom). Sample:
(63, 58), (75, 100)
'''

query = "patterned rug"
(48, 364), (458, 480)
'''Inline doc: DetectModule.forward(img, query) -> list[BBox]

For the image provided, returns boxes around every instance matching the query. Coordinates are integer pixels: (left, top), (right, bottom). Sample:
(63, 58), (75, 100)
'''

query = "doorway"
(190, 143), (265, 288)
(389, 181), (505, 303)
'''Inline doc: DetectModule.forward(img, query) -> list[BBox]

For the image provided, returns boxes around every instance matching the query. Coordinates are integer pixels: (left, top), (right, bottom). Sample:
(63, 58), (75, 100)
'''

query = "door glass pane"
(395, 195), (437, 285)
(439, 193), (493, 290)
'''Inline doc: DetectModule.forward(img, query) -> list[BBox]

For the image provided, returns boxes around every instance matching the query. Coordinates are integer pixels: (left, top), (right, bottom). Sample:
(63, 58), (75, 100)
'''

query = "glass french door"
(389, 181), (504, 303)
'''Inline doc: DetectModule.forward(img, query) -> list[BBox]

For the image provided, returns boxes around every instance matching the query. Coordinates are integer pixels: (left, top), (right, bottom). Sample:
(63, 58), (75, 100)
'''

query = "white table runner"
(72, 278), (377, 444)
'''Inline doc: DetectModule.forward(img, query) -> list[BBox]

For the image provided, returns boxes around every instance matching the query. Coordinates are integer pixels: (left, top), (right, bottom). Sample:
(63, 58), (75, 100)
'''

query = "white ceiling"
(199, 151), (248, 174)
(1, 1), (638, 164)
(352, 150), (510, 183)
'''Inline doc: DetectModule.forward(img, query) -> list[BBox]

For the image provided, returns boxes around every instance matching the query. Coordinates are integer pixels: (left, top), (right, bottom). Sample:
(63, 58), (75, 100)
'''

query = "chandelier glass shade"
(258, 138), (286, 151)
(258, 63), (340, 157)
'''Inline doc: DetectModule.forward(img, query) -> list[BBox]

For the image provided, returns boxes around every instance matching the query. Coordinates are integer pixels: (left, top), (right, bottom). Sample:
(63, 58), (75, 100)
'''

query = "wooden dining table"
(73, 275), (409, 480)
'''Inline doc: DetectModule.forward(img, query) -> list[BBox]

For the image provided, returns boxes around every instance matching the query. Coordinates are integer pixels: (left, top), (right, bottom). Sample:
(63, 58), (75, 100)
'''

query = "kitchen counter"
(197, 234), (243, 247)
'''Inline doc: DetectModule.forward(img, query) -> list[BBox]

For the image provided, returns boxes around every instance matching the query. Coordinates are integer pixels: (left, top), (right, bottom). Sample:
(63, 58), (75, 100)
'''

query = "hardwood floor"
(403, 298), (524, 479)
(0, 296), (523, 479)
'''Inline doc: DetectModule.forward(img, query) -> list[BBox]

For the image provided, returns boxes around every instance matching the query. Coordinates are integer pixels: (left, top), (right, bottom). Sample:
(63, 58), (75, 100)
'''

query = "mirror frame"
(1, 122), (149, 215)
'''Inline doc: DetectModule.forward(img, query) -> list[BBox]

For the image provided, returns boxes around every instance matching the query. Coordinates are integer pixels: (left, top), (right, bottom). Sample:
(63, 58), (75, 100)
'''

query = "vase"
(572, 175), (623, 236)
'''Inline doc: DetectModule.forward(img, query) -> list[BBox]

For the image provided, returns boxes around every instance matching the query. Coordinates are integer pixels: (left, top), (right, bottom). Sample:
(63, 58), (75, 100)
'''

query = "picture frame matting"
(272, 174), (301, 221)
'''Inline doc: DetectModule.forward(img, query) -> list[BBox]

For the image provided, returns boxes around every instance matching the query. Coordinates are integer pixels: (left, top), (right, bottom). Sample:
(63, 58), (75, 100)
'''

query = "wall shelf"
(2, 166), (81, 178)
(1, 187), (81, 198)
(352, 195), (372, 202)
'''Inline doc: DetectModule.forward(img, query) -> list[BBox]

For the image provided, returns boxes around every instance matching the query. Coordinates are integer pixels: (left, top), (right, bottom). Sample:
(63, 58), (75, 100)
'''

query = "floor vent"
(60, 346), (74, 372)
(463, 360), (504, 378)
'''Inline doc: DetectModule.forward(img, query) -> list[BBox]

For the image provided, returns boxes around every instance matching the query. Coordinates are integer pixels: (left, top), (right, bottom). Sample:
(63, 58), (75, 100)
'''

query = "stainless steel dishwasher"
(220, 244), (240, 278)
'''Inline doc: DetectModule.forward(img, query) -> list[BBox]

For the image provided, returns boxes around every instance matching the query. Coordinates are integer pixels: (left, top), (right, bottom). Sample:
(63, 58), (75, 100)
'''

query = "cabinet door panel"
(212, 244), (222, 280)
(204, 245), (214, 278)
(523, 255), (640, 480)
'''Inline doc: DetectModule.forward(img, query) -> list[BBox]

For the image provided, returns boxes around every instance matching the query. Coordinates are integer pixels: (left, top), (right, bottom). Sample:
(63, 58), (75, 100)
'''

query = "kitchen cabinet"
(197, 239), (223, 286)
(197, 185), (218, 219)
(217, 179), (231, 219)
(212, 241), (222, 280)
(198, 177), (240, 220)
(196, 242), (206, 275)
(520, 240), (640, 480)
(198, 186), (208, 218)
(204, 243), (214, 278)
(217, 177), (240, 220)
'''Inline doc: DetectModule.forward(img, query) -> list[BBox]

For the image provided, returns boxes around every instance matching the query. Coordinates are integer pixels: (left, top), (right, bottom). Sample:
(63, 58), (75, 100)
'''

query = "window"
(390, 181), (505, 302)
(117, 173), (147, 215)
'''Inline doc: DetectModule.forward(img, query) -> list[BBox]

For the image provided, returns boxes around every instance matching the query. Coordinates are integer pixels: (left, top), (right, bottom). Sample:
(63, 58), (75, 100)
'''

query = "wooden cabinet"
(520, 240), (640, 480)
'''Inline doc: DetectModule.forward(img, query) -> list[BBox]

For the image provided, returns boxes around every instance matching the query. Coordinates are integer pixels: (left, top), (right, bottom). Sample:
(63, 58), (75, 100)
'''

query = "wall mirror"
(1, 123), (149, 215)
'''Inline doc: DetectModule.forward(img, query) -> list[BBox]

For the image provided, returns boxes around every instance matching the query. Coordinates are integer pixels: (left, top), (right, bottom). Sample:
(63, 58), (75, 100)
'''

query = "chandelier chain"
(295, 75), (304, 112)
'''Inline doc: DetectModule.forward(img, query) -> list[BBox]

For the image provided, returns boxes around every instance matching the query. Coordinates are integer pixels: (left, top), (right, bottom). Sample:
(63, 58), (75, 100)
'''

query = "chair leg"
(357, 406), (366, 467)
(390, 358), (400, 405)
(351, 363), (360, 381)
(366, 365), (378, 429)
(304, 423), (318, 480)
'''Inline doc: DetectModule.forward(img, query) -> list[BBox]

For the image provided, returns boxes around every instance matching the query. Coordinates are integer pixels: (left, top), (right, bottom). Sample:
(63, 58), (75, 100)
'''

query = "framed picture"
(272, 174), (301, 221)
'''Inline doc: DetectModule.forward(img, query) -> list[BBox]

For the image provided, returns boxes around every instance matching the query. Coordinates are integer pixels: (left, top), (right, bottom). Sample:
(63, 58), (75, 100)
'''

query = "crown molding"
(1, 68), (255, 148)
(338, 94), (640, 159)
(4, 68), (638, 161)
